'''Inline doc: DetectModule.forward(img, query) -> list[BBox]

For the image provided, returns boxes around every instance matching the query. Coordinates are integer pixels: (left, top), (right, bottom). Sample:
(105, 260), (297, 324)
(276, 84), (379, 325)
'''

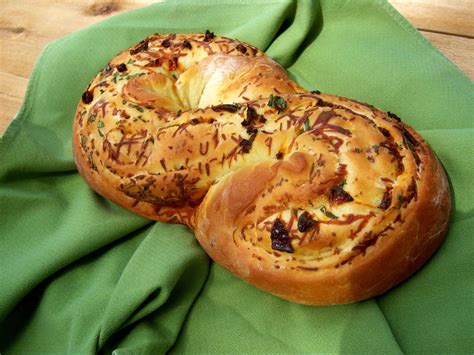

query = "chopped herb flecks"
(320, 206), (338, 219)
(301, 118), (311, 132)
(111, 72), (120, 83)
(268, 95), (287, 113)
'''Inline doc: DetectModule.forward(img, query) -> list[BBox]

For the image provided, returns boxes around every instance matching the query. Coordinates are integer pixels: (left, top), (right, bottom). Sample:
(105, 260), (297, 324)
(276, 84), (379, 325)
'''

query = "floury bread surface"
(73, 32), (451, 304)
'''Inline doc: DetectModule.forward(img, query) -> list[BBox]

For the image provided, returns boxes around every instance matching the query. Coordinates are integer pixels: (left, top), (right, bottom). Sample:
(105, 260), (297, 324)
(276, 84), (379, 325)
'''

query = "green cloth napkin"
(1, 0), (473, 353)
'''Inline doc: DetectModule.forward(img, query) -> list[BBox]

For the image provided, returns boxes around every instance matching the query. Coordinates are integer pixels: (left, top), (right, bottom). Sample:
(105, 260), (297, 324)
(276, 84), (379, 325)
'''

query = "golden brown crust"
(195, 118), (450, 304)
(73, 32), (451, 304)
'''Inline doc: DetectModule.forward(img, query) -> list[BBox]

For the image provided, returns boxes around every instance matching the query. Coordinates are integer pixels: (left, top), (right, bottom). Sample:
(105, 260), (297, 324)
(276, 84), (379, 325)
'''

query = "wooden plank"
(0, 0), (155, 134)
(0, 0), (472, 136)
(420, 31), (474, 79)
(0, 0), (154, 79)
(0, 73), (28, 134)
(389, 0), (474, 37)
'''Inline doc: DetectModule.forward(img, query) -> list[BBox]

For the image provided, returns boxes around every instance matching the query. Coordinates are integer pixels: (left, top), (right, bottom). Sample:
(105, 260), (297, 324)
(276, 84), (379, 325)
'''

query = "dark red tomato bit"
(246, 127), (258, 135)
(117, 63), (127, 72)
(130, 40), (149, 55)
(240, 133), (257, 153)
(204, 30), (215, 42)
(162, 39), (171, 47)
(378, 127), (390, 137)
(168, 56), (179, 71)
(271, 219), (294, 253)
(276, 152), (283, 160)
(182, 40), (192, 49)
(297, 212), (316, 232)
(247, 106), (258, 121)
(387, 111), (401, 122)
(82, 90), (94, 104)
(399, 125), (419, 147)
(236, 44), (247, 54)
(379, 187), (392, 210)
(145, 58), (162, 67)
(240, 139), (252, 153)
(330, 184), (354, 204)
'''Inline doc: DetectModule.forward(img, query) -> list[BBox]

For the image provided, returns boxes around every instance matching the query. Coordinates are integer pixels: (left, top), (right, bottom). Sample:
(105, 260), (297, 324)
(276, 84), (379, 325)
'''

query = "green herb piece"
(397, 194), (405, 208)
(88, 114), (97, 123)
(111, 72), (119, 83)
(126, 72), (145, 80)
(80, 135), (88, 147)
(320, 206), (338, 219)
(268, 94), (287, 113)
(97, 121), (104, 129)
(302, 118), (311, 132)
(372, 144), (380, 154)
(134, 115), (148, 123)
(122, 100), (127, 105)
(128, 103), (145, 113)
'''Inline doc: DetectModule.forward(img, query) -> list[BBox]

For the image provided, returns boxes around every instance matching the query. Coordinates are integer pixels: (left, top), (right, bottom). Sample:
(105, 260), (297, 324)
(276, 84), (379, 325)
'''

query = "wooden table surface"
(1, 0), (473, 135)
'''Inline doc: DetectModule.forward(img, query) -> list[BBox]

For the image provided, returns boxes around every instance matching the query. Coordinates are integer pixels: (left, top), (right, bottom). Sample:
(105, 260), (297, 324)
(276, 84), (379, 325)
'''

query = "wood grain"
(0, 0), (153, 134)
(421, 31), (474, 79)
(0, 0), (472, 135)
(389, 0), (474, 81)
(389, 0), (474, 37)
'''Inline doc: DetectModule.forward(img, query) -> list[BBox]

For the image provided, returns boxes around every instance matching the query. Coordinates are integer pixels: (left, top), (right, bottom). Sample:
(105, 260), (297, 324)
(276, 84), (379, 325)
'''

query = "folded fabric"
(0, 0), (472, 353)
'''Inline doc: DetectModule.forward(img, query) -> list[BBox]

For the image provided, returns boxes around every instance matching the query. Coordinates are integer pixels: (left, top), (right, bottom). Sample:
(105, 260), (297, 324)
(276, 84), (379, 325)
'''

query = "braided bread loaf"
(73, 32), (451, 304)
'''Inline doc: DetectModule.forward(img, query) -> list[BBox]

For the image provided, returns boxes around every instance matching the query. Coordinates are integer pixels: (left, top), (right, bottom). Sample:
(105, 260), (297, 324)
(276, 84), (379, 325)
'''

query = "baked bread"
(73, 32), (451, 304)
